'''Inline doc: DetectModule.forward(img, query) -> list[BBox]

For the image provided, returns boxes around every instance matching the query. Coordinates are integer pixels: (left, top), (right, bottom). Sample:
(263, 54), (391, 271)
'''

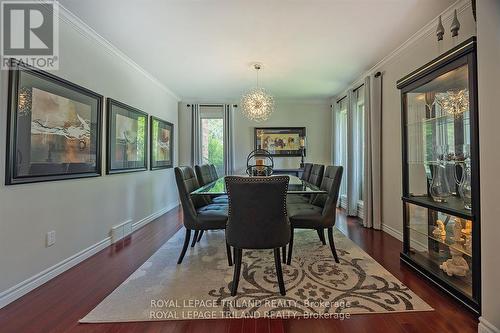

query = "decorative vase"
(458, 163), (472, 210)
(429, 162), (452, 202)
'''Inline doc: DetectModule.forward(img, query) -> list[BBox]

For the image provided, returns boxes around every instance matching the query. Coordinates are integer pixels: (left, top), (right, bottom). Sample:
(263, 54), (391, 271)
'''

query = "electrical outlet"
(46, 230), (56, 247)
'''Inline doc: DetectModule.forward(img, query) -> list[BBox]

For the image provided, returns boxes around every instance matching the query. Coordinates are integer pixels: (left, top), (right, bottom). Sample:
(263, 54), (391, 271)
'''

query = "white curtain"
(333, 98), (348, 208)
(191, 104), (201, 166)
(363, 74), (382, 229)
(223, 104), (234, 175)
(346, 89), (360, 216)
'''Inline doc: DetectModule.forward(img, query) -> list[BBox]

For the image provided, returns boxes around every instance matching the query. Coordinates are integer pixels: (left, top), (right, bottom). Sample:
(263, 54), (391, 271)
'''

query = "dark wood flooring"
(0, 207), (478, 333)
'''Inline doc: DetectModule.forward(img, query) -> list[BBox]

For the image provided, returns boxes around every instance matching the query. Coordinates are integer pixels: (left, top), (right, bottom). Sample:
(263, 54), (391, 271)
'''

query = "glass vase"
(458, 164), (472, 210)
(429, 162), (452, 202)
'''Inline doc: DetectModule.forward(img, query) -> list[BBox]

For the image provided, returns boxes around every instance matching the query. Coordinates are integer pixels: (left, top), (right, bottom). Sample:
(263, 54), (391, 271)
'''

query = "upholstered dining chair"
(195, 164), (214, 186)
(286, 166), (343, 265)
(301, 163), (313, 181)
(308, 164), (325, 187)
(195, 164), (228, 205)
(225, 176), (291, 296)
(287, 163), (318, 205)
(194, 164), (228, 245)
(174, 166), (232, 265)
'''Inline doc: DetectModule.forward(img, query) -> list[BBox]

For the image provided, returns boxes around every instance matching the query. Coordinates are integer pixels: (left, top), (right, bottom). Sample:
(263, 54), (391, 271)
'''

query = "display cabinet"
(397, 37), (480, 313)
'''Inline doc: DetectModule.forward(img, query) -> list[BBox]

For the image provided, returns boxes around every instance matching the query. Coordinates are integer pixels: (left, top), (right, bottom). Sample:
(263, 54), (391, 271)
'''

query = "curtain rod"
(187, 104), (238, 108)
(336, 71), (382, 104)
(353, 83), (364, 92)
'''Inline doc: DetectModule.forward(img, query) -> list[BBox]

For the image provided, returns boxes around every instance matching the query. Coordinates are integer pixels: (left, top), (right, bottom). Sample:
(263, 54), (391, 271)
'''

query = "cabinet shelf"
(406, 113), (470, 127)
(403, 195), (473, 219)
(406, 225), (472, 257)
(401, 251), (473, 301)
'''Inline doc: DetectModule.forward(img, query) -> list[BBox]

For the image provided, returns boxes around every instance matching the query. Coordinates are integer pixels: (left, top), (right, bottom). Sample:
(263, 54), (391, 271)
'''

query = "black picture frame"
(5, 60), (103, 185)
(254, 127), (306, 157)
(106, 98), (148, 174)
(150, 116), (173, 170)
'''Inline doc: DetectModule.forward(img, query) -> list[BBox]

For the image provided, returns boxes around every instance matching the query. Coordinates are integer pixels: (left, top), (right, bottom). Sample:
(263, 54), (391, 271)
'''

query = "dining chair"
(286, 166), (343, 265)
(225, 176), (291, 296)
(301, 163), (313, 181)
(287, 163), (316, 205)
(308, 164), (325, 187)
(174, 166), (232, 265)
(195, 164), (214, 186)
(195, 164), (228, 205)
(287, 163), (323, 208)
(209, 164), (219, 180)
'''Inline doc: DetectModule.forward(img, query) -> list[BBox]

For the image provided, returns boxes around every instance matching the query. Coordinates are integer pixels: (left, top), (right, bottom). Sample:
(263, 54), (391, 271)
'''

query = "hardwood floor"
(0, 207), (478, 333)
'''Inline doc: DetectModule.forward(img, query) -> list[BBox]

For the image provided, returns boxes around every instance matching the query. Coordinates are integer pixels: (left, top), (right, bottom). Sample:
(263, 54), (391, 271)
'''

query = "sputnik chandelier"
(437, 89), (469, 117)
(241, 63), (274, 122)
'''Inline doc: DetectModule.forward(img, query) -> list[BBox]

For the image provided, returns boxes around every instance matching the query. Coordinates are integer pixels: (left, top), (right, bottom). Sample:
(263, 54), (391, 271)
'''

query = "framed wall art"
(106, 98), (148, 174)
(254, 127), (306, 157)
(6, 60), (103, 185)
(150, 116), (173, 170)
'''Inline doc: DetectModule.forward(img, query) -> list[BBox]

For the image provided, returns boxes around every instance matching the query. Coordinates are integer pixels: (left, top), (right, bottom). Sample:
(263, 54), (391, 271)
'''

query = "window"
(200, 105), (224, 175)
(334, 86), (365, 216)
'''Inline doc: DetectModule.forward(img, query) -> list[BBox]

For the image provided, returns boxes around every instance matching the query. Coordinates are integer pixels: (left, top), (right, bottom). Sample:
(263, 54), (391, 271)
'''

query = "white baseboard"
(381, 223), (428, 252)
(132, 203), (176, 231)
(381, 223), (403, 241)
(0, 203), (178, 310)
(0, 237), (111, 309)
(479, 317), (500, 333)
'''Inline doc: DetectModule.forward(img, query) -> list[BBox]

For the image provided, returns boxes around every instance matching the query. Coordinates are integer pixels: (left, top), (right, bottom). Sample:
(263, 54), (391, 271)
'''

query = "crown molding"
(46, 1), (181, 101)
(333, 0), (472, 100)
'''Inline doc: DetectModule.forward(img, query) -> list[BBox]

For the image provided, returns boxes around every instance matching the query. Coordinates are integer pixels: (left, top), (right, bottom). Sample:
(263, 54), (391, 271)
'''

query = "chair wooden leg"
(177, 229), (191, 264)
(281, 246), (287, 263)
(191, 230), (199, 247)
(226, 243), (233, 266)
(231, 248), (242, 296)
(274, 248), (286, 296)
(327, 227), (340, 263)
(197, 230), (204, 242)
(287, 228), (294, 265)
(317, 229), (326, 245)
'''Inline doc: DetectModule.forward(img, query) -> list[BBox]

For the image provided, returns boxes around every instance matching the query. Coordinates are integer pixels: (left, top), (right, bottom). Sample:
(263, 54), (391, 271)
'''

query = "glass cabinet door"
(399, 37), (479, 313)
(404, 64), (472, 215)
(406, 203), (473, 298)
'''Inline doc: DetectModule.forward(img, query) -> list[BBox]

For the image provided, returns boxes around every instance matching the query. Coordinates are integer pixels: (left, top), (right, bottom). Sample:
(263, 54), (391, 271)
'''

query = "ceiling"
(59, 0), (455, 101)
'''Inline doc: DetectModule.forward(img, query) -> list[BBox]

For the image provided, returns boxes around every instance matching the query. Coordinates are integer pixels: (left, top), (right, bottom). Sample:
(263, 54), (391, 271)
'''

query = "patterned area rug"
(81, 228), (432, 322)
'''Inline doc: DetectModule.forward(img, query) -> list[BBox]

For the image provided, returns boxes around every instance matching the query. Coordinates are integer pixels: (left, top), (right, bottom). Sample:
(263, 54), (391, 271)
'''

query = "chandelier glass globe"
(241, 64), (274, 122)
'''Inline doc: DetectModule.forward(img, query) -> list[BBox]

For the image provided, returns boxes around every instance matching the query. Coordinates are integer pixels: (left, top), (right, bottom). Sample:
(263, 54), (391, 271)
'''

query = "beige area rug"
(80, 228), (432, 323)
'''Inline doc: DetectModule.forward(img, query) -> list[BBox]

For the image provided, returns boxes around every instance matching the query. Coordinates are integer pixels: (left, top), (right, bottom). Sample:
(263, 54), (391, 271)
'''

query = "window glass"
(200, 106), (224, 175)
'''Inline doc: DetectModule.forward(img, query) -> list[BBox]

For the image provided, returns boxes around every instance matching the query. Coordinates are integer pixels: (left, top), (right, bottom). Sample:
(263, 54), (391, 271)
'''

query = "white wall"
(477, 1), (500, 332)
(178, 100), (332, 173)
(334, 1), (476, 238)
(0, 10), (179, 306)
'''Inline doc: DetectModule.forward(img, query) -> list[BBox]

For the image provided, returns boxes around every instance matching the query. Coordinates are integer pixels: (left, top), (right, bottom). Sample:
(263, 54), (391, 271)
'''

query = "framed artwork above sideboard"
(254, 127), (306, 157)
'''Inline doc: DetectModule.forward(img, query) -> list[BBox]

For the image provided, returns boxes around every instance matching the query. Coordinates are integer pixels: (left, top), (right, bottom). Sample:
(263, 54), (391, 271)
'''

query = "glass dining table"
(190, 175), (327, 196)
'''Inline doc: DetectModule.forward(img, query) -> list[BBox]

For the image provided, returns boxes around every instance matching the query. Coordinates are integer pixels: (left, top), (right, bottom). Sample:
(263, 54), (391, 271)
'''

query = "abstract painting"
(254, 127), (306, 156)
(6, 61), (103, 185)
(106, 99), (148, 174)
(150, 116), (173, 170)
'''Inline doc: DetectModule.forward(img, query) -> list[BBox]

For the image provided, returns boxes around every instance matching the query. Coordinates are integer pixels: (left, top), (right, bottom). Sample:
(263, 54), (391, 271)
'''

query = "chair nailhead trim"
(225, 176), (290, 217)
